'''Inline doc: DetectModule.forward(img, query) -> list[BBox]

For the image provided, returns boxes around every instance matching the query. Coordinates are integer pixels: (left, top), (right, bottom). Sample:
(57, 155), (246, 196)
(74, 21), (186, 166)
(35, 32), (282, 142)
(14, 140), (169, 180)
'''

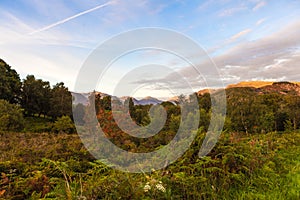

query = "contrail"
(29, 1), (115, 35)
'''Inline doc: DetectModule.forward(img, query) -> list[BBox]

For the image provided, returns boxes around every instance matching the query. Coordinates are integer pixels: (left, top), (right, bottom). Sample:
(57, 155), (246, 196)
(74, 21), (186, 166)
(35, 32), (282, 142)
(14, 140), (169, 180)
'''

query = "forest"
(1, 58), (300, 199)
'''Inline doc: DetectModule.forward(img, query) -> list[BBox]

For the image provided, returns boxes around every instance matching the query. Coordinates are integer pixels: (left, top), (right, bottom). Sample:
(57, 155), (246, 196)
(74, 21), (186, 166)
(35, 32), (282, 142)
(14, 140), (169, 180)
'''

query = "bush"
(52, 116), (76, 134)
(23, 117), (53, 133)
(0, 99), (24, 132)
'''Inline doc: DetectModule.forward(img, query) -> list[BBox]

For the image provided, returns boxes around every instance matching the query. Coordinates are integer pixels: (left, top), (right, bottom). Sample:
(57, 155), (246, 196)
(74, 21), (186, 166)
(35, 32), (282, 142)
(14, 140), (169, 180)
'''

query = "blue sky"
(1, 0), (300, 97)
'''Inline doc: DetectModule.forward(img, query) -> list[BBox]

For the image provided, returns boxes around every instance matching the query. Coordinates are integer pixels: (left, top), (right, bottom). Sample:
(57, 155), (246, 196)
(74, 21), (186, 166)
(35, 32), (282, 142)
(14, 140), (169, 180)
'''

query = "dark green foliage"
(198, 92), (211, 112)
(21, 75), (51, 117)
(53, 116), (76, 134)
(0, 59), (21, 104)
(226, 87), (300, 133)
(48, 82), (72, 119)
(20, 75), (72, 119)
(23, 117), (53, 133)
(0, 99), (24, 132)
(284, 95), (300, 130)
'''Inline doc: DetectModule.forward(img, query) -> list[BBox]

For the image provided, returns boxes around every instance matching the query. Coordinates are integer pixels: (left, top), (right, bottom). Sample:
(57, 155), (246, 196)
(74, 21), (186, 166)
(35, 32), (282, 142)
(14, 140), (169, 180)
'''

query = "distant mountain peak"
(143, 96), (156, 100)
(134, 96), (162, 105)
(260, 81), (300, 95)
(226, 81), (274, 88)
(224, 81), (300, 96)
(226, 81), (300, 89)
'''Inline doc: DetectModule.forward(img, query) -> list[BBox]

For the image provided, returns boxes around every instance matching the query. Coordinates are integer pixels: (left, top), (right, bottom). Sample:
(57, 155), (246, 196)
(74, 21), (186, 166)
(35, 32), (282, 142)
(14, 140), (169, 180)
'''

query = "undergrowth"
(0, 131), (299, 199)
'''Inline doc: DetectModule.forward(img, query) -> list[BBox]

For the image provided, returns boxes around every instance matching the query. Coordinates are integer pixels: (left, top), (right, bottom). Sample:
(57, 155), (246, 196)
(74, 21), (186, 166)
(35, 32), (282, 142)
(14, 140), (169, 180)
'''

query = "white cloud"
(205, 28), (252, 55)
(253, 1), (266, 11)
(214, 21), (300, 83)
(230, 29), (252, 40)
(0, 44), (80, 87)
(256, 18), (266, 26)
(1, 0), (169, 92)
(155, 20), (300, 88)
(218, 5), (247, 17)
(0, 9), (89, 90)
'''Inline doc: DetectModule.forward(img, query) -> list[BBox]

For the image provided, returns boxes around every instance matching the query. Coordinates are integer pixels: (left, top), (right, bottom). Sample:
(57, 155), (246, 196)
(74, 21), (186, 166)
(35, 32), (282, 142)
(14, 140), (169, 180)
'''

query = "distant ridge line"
(226, 81), (300, 89)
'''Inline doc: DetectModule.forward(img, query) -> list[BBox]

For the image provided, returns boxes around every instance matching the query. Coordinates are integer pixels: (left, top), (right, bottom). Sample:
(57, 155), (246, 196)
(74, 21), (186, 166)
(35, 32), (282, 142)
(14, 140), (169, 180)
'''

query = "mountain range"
(71, 92), (164, 106)
(72, 81), (300, 106)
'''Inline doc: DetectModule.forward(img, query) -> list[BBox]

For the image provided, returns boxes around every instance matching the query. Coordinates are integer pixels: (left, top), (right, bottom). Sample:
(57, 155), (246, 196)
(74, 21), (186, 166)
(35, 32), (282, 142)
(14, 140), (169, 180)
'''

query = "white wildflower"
(155, 183), (166, 193)
(144, 184), (151, 192)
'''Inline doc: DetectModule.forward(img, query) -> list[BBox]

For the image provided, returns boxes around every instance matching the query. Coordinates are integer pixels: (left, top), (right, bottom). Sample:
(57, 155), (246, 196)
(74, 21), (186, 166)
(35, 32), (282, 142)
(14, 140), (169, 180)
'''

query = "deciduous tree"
(0, 59), (21, 103)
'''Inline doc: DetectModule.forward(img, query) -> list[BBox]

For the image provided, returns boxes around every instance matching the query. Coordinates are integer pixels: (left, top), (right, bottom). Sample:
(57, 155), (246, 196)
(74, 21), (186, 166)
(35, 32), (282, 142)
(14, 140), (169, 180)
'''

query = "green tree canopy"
(49, 82), (72, 119)
(0, 59), (21, 103)
(21, 75), (51, 116)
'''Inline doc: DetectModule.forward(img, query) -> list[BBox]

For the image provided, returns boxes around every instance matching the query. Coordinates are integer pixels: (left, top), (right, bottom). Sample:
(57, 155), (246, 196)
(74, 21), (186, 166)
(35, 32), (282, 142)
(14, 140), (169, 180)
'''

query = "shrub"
(53, 116), (76, 134)
(0, 99), (24, 132)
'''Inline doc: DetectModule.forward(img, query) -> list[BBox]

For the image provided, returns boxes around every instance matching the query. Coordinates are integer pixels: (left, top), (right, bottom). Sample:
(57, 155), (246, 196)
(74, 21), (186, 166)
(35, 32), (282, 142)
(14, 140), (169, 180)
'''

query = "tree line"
(225, 86), (300, 133)
(92, 84), (300, 146)
(0, 59), (72, 132)
(0, 59), (72, 119)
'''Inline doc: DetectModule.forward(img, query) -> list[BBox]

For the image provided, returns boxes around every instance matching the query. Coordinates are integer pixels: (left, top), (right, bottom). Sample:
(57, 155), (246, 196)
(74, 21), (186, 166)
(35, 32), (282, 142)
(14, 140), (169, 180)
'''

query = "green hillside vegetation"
(0, 58), (300, 199)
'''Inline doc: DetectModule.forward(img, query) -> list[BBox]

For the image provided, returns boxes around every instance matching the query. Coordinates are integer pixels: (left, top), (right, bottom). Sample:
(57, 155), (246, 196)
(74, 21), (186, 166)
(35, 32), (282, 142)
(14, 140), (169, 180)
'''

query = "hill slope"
(225, 81), (300, 96)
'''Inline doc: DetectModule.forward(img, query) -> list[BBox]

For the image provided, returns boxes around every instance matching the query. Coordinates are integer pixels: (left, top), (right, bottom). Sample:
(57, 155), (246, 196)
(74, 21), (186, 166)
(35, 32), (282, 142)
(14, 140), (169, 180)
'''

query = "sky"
(1, 0), (300, 98)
